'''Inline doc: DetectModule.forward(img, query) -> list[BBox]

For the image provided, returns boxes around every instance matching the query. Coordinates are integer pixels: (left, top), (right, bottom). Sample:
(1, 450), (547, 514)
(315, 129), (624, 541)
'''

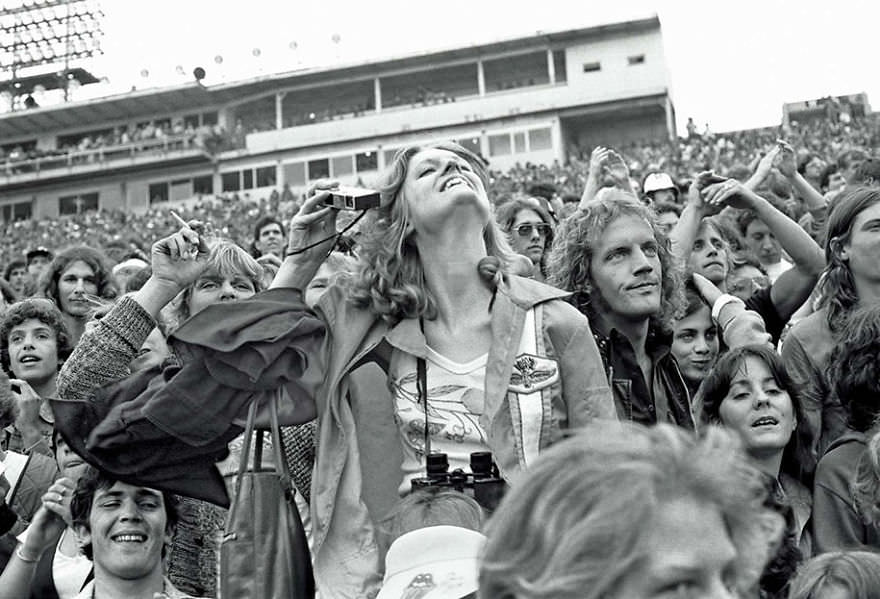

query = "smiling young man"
(69, 468), (205, 599)
(0, 299), (72, 456)
(547, 191), (694, 428)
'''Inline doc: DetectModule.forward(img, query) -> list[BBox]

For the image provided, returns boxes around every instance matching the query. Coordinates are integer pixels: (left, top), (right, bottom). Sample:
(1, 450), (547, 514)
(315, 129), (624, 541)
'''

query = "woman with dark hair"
(670, 279), (720, 398)
(38, 247), (116, 346)
(133, 140), (614, 596)
(811, 304), (880, 554)
(494, 196), (554, 282)
(783, 187), (880, 458)
(697, 345), (815, 557)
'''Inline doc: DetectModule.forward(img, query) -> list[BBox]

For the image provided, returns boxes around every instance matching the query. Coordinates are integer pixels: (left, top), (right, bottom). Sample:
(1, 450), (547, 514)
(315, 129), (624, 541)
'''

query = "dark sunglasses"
(513, 223), (551, 238)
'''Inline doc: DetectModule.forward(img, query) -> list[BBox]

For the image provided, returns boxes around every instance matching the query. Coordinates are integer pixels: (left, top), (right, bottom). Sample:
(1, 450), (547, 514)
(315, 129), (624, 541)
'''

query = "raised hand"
(285, 180), (340, 262)
(702, 177), (757, 211)
(148, 220), (211, 292)
(17, 477), (77, 560)
(774, 139), (797, 179)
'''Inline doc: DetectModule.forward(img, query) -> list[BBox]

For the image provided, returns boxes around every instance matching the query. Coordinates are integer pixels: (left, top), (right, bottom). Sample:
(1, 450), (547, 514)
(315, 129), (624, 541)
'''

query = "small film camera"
(323, 186), (381, 211)
(410, 452), (507, 511)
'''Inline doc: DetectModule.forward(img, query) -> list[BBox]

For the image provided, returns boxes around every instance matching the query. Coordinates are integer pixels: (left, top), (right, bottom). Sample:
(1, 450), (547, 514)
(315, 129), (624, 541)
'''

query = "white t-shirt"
(17, 528), (91, 599)
(765, 258), (793, 283)
(391, 345), (490, 495)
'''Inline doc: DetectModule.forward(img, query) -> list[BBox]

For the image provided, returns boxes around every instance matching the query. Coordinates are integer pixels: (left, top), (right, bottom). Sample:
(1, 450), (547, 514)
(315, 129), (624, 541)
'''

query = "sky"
(10, 0), (880, 135)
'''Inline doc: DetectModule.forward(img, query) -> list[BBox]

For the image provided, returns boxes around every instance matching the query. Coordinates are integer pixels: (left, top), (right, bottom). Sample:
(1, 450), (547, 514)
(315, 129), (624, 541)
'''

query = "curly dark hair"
(70, 466), (178, 561)
(696, 345), (816, 481)
(0, 298), (73, 373)
(39, 246), (117, 311)
(828, 304), (880, 433)
(545, 190), (685, 333)
(818, 187), (880, 333)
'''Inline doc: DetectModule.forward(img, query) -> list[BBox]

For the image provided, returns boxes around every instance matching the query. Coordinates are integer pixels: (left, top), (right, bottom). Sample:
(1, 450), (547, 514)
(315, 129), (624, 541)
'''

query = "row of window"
(488, 127), (553, 157)
(582, 53), (645, 73)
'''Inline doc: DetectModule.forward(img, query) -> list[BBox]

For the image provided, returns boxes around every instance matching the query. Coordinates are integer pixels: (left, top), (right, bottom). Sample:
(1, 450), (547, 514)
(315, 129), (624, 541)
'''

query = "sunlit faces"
(744, 220), (782, 267)
(509, 208), (549, 266)
(608, 496), (739, 599)
(186, 270), (257, 318)
(590, 215), (662, 321)
(7, 266), (28, 294)
(54, 435), (88, 482)
(402, 148), (490, 237)
(839, 201), (880, 285)
(255, 222), (285, 257)
(688, 224), (729, 285)
(671, 305), (719, 386)
(655, 211), (679, 235)
(27, 256), (51, 282)
(718, 356), (796, 458)
(8, 317), (60, 384)
(304, 261), (338, 309)
(76, 482), (171, 582)
(58, 260), (99, 318)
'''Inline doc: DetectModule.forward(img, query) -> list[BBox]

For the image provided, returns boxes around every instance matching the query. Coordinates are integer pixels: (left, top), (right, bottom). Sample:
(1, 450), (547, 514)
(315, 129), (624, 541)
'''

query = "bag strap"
(225, 401), (259, 531)
(268, 397), (295, 499)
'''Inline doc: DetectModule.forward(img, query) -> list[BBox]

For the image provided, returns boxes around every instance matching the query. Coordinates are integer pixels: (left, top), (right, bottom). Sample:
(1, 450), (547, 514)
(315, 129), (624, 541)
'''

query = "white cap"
(643, 172), (677, 195)
(377, 525), (486, 599)
(112, 258), (148, 276)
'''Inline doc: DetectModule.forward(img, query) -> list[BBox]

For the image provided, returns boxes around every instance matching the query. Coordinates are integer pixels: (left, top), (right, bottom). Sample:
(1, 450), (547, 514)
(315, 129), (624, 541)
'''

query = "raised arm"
(578, 148), (634, 210)
(703, 180), (825, 320)
(57, 224), (210, 401)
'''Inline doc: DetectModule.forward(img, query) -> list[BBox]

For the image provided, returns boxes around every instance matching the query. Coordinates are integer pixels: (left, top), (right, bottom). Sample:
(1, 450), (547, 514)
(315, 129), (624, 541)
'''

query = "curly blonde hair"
(347, 141), (515, 323)
(545, 191), (685, 332)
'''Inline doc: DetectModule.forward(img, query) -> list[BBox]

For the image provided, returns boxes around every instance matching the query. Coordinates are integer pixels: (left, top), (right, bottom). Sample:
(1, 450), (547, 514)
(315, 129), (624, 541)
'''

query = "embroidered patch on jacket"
(508, 354), (558, 394)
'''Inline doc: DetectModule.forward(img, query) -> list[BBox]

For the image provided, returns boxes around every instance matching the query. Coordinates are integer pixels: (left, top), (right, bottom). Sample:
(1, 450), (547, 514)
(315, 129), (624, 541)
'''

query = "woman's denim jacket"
(309, 274), (615, 598)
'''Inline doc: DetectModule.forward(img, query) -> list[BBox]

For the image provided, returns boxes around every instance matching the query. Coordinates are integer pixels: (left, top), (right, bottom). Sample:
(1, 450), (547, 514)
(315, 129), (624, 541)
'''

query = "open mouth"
(751, 415), (779, 427)
(440, 176), (470, 192)
(18, 355), (41, 364)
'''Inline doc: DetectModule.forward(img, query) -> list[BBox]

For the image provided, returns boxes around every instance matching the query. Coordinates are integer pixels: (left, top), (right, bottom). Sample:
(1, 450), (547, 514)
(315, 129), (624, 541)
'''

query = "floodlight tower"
(0, 0), (104, 111)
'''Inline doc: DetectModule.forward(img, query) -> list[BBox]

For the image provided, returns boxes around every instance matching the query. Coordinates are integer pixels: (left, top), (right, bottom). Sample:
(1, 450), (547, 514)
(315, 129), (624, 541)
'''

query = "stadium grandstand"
(0, 15), (673, 219)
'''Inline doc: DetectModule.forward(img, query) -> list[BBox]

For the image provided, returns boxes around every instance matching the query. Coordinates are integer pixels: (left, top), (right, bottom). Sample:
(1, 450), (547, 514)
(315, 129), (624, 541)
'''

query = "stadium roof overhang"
(1, 15), (661, 140)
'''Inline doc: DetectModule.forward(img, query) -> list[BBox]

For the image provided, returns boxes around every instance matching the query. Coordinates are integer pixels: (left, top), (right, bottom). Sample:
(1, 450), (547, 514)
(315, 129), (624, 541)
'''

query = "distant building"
(0, 15), (674, 219)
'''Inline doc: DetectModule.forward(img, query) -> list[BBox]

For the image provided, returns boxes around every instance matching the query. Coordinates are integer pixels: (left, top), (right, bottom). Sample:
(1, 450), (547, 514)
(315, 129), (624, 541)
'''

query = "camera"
(322, 186), (381, 211)
(410, 452), (507, 511)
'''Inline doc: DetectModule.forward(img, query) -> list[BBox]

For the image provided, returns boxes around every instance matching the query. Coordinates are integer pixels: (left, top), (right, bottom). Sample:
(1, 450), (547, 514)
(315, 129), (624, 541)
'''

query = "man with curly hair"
(546, 190), (693, 428)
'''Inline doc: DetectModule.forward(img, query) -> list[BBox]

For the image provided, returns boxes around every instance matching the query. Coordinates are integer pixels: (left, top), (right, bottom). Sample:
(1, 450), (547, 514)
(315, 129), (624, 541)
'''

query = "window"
(283, 162), (306, 187)
(582, 61), (601, 73)
(356, 151), (378, 172)
(242, 169), (254, 190)
(528, 128), (552, 151)
(553, 50), (567, 83)
(60, 193), (100, 215)
(489, 134), (511, 157)
(308, 158), (330, 181)
(221, 171), (241, 192)
(1, 201), (32, 222)
(193, 174), (213, 195)
(202, 112), (218, 126)
(456, 137), (481, 157)
(627, 54), (645, 65)
(256, 166), (276, 187)
(148, 183), (169, 204)
(331, 155), (353, 177)
(514, 132), (527, 154)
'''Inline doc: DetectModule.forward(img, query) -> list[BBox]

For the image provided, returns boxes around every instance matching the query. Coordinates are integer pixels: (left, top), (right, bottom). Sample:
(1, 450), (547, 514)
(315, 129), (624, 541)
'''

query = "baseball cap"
(377, 525), (486, 599)
(643, 173), (678, 195)
(25, 247), (53, 263)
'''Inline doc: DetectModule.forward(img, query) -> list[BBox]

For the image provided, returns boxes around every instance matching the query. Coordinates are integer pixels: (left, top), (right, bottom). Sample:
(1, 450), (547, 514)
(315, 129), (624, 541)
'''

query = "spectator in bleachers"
(38, 247), (116, 347)
(250, 215), (286, 260)
(653, 201), (681, 234)
(25, 249), (53, 296)
(4, 261), (28, 298)
(495, 196), (554, 282)
(642, 172), (679, 205)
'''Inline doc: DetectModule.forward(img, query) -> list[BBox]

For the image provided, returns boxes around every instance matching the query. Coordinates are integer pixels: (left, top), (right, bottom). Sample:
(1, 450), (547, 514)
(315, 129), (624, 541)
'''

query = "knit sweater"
(55, 296), (318, 596)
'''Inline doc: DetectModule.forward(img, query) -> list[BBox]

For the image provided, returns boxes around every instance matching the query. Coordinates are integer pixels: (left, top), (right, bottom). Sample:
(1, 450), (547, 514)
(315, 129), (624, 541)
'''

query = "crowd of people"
(0, 104), (878, 599)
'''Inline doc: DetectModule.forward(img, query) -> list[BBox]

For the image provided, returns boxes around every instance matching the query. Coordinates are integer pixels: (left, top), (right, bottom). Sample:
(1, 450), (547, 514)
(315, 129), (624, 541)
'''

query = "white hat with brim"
(376, 525), (486, 599)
